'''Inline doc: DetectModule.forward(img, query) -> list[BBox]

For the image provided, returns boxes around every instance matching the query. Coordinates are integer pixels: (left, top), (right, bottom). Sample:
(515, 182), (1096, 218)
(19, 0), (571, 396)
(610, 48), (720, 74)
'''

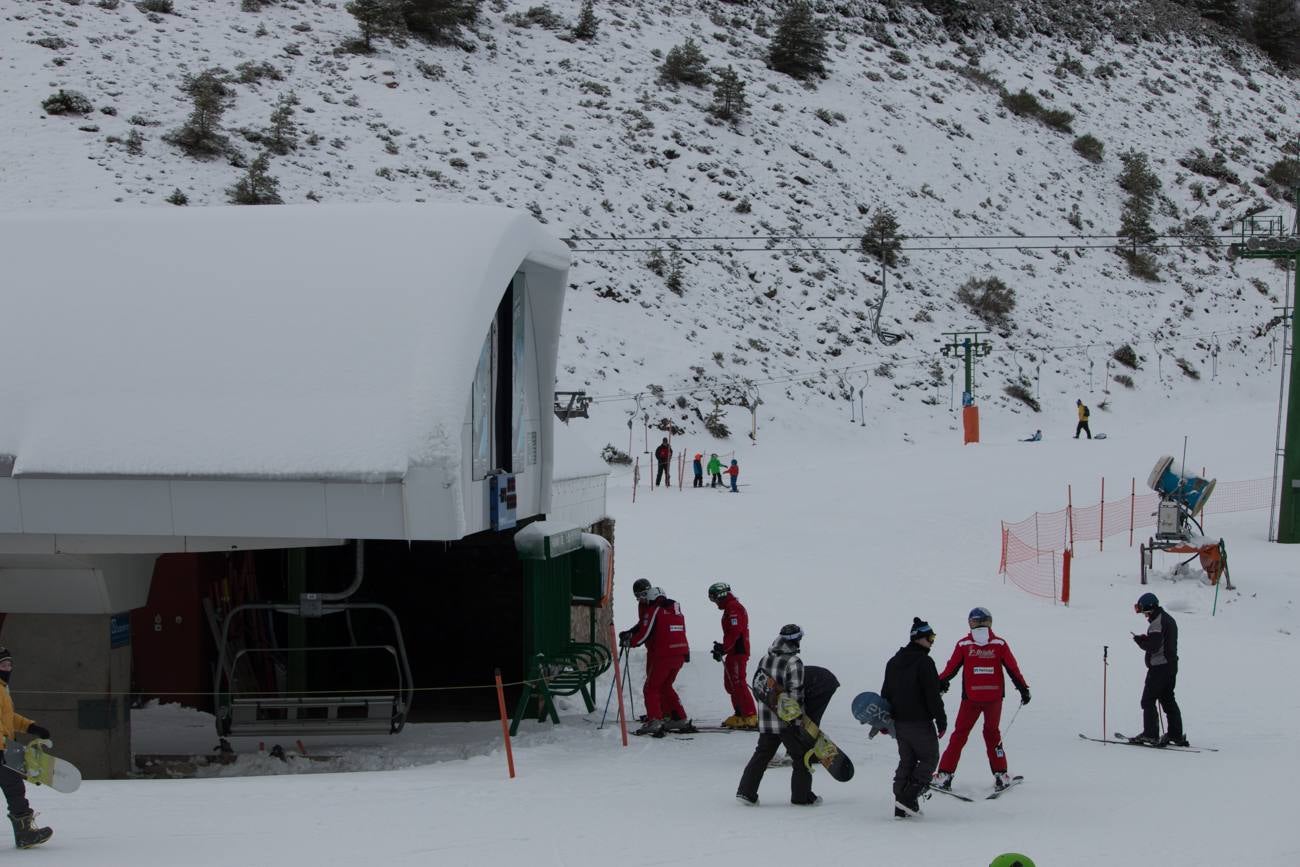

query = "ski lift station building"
(0, 204), (613, 778)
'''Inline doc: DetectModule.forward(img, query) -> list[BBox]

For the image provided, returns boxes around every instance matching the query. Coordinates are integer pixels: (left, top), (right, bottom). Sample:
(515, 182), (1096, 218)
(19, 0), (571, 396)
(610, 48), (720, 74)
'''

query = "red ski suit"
(625, 597), (689, 721)
(937, 630), (1028, 775)
(717, 595), (756, 717)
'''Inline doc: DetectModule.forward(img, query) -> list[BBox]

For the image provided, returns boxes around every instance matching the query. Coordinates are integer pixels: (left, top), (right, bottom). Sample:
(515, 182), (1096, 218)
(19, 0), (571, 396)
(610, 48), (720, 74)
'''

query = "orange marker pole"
(494, 668), (516, 778)
(609, 623), (629, 746)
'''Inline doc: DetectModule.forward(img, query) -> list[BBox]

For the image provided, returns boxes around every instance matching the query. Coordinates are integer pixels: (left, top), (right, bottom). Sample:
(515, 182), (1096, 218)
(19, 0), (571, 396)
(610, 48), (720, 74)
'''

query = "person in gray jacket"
(1130, 593), (1186, 747)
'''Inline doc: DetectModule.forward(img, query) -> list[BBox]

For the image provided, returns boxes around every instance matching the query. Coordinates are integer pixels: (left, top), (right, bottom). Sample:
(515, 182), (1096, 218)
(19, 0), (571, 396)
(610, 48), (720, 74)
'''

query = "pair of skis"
(926, 774), (1024, 803)
(1078, 732), (1217, 753)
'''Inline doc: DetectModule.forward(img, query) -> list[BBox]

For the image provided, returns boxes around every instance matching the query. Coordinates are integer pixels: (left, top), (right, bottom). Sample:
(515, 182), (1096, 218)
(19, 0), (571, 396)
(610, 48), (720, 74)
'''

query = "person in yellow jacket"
(0, 648), (53, 849)
(1074, 399), (1092, 440)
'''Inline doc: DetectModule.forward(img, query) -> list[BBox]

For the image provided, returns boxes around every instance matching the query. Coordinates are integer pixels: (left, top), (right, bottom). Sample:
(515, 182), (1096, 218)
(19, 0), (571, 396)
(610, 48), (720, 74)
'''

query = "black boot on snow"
(9, 811), (52, 849)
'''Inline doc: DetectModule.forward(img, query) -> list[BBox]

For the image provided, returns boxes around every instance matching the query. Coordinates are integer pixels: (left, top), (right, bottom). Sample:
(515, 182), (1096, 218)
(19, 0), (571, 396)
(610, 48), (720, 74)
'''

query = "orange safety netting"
(999, 477), (1274, 601)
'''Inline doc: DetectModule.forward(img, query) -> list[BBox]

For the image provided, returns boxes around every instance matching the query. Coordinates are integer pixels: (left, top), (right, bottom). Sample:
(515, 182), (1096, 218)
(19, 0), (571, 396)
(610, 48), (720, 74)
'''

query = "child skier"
(619, 587), (691, 736)
(933, 607), (1030, 792)
(0, 648), (53, 849)
(707, 453), (723, 488)
(692, 453), (704, 488)
(708, 582), (757, 729)
(736, 624), (819, 806)
(881, 618), (946, 818)
(726, 458), (740, 492)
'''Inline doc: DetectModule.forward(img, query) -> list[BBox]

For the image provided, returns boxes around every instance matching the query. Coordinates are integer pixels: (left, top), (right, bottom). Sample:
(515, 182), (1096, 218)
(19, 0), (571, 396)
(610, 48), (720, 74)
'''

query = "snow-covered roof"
(0, 204), (568, 480)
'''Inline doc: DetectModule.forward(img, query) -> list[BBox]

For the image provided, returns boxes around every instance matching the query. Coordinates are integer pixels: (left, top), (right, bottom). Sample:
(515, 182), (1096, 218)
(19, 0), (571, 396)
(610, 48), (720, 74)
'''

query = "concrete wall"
(2, 614), (132, 780)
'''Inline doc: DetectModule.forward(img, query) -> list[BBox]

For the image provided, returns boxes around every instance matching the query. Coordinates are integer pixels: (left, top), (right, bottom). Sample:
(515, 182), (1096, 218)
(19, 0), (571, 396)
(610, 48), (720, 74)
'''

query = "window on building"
(471, 276), (527, 481)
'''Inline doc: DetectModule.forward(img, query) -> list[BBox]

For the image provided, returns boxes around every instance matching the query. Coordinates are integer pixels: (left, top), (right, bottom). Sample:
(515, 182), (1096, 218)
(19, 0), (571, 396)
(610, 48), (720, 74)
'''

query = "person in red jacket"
(619, 586), (690, 736)
(726, 458), (740, 493)
(933, 607), (1030, 791)
(653, 438), (673, 488)
(708, 582), (757, 729)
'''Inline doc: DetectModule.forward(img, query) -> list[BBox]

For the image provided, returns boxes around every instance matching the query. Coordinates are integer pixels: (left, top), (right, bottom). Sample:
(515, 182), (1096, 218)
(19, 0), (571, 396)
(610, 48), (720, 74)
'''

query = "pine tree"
(1252, 0), (1300, 67)
(1198, 0), (1240, 27)
(860, 208), (902, 267)
(660, 38), (710, 87)
(710, 65), (748, 122)
(265, 92), (299, 155)
(168, 68), (234, 157)
(346, 0), (406, 51)
(573, 0), (598, 40)
(767, 0), (828, 81)
(401, 0), (481, 44)
(228, 152), (283, 205)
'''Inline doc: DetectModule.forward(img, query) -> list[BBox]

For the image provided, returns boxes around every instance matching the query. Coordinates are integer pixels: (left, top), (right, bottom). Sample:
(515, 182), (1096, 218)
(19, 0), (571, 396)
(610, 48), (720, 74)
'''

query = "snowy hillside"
(4, 0), (1298, 448)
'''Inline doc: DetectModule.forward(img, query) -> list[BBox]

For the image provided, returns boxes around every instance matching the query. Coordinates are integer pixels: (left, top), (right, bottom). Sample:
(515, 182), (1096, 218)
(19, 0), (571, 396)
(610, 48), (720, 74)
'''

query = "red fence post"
(494, 668), (516, 778)
(1061, 548), (1072, 606)
(1099, 477), (1105, 552)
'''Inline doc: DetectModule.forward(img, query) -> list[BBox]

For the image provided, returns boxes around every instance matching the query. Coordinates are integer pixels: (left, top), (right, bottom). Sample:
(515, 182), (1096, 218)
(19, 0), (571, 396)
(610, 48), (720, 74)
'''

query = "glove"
(26, 725), (50, 740)
(711, 642), (725, 662)
(938, 679), (950, 694)
(617, 630), (632, 647)
(1018, 687), (1031, 706)
(684, 651), (690, 663)
(936, 724), (947, 739)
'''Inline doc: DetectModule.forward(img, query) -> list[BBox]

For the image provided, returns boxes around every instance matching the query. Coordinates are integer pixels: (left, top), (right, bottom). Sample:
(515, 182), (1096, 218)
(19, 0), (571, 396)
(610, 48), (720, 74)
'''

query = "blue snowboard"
(851, 691), (893, 738)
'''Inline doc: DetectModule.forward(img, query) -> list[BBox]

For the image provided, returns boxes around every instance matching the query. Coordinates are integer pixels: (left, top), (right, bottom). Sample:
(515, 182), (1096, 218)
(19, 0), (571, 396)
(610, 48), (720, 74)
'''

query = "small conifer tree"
(347, 0), (406, 51)
(660, 38), (710, 87)
(265, 91), (299, 155)
(401, 0), (481, 44)
(710, 66), (748, 122)
(768, 0), (828, 81)
(573, 0), (598, 40)
(1252, 0), (1300, 67)
(228, 152), (283, 205)
(860, 207), (902, 267)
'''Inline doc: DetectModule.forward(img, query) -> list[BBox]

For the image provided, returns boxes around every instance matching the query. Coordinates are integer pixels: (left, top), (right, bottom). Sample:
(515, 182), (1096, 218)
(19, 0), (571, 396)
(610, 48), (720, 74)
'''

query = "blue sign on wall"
(490, 473), (517, 531)
(110, 612), (131, 649)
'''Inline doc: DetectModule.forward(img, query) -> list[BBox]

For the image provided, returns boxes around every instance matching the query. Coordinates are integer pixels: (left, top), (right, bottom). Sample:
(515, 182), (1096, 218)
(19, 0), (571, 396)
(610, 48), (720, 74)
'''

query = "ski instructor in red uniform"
(620, 586), (691, 736)
(708, 582), (757, 729)
(933, 607), (1030, 791)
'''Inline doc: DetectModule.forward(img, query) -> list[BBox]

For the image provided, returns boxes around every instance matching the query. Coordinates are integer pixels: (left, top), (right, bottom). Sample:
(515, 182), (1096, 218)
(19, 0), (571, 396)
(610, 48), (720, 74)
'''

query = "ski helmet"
(779, 623), (804, 645)
(707, 581), (731, 602)
(643, 586), (664, 602)
(989, 855), (1036, 867)
(968, 607), (992, 626)
(632, 578), (651, 599)
(909, 617), (935, 641)
(1135, 592), (1159, 613)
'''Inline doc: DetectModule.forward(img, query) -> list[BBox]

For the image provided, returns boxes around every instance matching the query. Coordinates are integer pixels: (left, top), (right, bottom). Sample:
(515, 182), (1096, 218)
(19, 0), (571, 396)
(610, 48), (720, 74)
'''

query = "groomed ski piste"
(35, 376), (1289, 866)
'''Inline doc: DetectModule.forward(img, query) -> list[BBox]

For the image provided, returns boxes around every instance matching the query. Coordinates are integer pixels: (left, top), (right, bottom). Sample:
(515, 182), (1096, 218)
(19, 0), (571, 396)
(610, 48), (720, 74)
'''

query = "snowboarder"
(707, 453), (723, 488)
(619, 587), (690, 736)
(933, 607), (1030, 792)
(653, 438), (673, 487)
(1021, 430), (1042, 442)
(0, 648), (53, 849)
(736, 624), (820, 806)
(692, 453), (704, 488)
(1074, 399), (1092, 439)
(1130, 593), (1186, 747)
(726, 458), (740, 492)
(708, 582), (757, 729)
(881, 618), (947, 818)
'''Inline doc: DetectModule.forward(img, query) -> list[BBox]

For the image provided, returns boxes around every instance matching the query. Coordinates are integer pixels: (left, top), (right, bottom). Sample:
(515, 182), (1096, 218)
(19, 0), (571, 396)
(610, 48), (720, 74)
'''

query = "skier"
(653, 437), (673, 487)
(707, 453), (723, 488)
(881, 618), (947, 818)
(1021, 429), (1042, 442)
(692, 453), (704, 488)
(726, 458), (740, 492)
(1130, 592), (1186, 747)
(933, 607), (1030, 792)
(708, 582), (757, 729)
(0, 648), (53, 849)
(736, 624), (820, 806)
(619, 586), (691, 736)
(1074, 399), (1092, 439)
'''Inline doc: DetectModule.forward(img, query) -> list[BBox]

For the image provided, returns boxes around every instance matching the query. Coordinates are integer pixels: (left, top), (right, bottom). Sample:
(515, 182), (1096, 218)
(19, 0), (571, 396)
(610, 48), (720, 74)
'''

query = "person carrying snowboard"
(1130, 593), (1186, 747)
(707, 453), (723, 488)
(0, 648), (53, 849)
(692, 453), (704, 488)
(708, 582), (757, 729)
(933, 607), (1029, 792)
(653, 437), (673, 487)
(726, 458), (740, 493)
(736, 624), (820, 806)
(1074, 399), (1092, 439)
(619, 586), (691, 736)
(881, 618), (947, 818)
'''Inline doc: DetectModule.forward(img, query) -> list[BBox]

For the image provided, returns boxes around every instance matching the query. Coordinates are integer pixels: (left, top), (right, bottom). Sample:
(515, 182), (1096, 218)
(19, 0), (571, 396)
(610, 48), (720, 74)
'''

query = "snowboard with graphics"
(3, 740), (81, 793)
(752, 673), (854, 782)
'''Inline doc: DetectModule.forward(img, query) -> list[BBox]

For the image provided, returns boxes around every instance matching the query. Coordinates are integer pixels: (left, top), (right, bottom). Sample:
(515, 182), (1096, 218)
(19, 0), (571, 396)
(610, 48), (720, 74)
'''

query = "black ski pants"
(892, 720), (939, 809)
(737, 729), (814, 804)
(655, 462), (670, 487)
(710, 473), (722, 487)
(1075, 420), (1091, 439)
(1141, 664), (1182, 738)
(0, 759), (30, 816)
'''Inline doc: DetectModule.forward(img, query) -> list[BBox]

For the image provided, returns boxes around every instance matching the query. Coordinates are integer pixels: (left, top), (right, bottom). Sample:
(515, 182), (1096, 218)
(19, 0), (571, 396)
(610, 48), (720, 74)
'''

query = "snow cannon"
(1147, 455), (1216, 518)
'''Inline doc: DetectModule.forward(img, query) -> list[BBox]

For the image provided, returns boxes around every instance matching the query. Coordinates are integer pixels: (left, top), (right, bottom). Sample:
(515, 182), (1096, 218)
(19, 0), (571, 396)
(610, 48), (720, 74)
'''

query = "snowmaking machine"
(1139, 456), (1232, 589)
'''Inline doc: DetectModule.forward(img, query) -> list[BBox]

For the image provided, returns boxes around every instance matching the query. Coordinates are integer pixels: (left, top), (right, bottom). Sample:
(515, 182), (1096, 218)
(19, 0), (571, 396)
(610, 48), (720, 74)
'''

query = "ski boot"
(931, 771), (953, 790)
(1157, 733), (1190, 748)
(1128, 733), (1160, 746)
(738, 714), (758, 730)
(994, 772), (1013, 791)
(662, 718), (696, 734)
(633, 718), (665, 737)
(720, 714), (744, 729)
(9, 811), (52, 849)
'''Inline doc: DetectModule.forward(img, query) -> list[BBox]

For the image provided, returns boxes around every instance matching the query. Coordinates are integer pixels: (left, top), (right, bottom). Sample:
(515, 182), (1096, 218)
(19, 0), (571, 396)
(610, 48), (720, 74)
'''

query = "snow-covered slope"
(4, 0), (1297, 451)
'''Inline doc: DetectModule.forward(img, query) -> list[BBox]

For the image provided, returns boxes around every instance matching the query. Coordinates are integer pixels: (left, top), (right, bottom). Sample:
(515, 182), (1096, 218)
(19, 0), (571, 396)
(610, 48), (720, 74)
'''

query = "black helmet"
(707, 581), (731, 602)
(632, 578), (651, 599)
(1135, 592), (1159, 613)
(779, 624), (804, 645)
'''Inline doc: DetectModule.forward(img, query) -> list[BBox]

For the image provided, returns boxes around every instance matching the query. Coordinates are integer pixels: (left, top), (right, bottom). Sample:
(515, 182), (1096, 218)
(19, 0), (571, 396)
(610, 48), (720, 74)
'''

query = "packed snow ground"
(61, 375), (1284, 866)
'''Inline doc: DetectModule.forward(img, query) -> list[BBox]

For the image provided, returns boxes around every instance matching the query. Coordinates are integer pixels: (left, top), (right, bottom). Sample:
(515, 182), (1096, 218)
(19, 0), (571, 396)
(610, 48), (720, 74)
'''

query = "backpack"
(1083, 405), (1090, 419)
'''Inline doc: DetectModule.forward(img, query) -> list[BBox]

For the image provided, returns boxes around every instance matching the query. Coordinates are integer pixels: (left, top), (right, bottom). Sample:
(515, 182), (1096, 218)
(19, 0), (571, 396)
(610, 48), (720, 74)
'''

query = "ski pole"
(599, 644), (628, 729)
(1003, 699), (1025, 737)
(623, 648), (637, 721)
(1102, 645), (1109, 741)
